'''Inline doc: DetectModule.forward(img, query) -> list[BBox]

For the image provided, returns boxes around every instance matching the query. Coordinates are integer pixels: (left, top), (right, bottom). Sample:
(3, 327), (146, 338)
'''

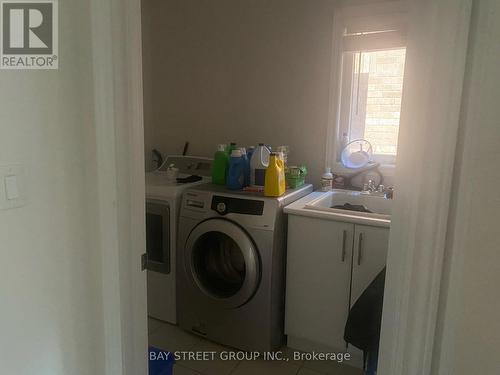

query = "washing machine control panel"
(216, 202), (227, 214)
(211, 196), (264, 216)
(185, 198), (206, 209)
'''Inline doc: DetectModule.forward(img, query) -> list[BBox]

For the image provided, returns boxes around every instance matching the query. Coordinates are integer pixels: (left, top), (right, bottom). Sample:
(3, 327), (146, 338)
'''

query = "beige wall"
(142, 0), (339, 185)
(0, 1), (104, 374)
(433, 0), (500, 373)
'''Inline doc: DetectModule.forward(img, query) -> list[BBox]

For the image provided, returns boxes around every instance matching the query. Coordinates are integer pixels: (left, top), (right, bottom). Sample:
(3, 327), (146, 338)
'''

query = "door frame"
(92, 0), (472, 374)
(90, 0), (147, 374)
(376, 1), (472, 374)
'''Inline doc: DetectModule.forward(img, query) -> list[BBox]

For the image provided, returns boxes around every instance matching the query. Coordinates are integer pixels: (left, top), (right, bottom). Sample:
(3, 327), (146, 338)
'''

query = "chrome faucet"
(368, 180), (377, 192)
(362, 179), (378, 193)
(362, 180), (394, 199)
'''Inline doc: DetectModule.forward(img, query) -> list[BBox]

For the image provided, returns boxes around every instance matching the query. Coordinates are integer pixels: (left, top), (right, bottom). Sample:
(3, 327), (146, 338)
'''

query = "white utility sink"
(305, 189), (392, 221)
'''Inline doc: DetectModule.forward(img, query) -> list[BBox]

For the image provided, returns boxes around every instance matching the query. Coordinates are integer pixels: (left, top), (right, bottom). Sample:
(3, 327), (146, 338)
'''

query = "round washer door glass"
(186, 219), (260, 308)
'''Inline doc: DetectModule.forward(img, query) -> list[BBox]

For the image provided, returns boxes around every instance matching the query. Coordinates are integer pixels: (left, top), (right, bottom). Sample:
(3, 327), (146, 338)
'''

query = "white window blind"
(342, 14), (407, 52)
(340, 3), (407, 52)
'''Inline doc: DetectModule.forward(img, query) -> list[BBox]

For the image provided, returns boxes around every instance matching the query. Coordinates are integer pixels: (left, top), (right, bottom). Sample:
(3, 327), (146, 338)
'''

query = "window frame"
(325, 2), (408, 169)
(338, 47), (407, 165)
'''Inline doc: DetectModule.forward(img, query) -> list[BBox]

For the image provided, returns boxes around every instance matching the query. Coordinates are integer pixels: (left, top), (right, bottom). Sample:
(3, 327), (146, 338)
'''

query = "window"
(334, 6), (407, 165)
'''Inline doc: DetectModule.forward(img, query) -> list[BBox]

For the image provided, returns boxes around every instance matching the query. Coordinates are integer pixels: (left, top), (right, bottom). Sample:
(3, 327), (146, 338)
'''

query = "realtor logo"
(1, 0), (58, 69)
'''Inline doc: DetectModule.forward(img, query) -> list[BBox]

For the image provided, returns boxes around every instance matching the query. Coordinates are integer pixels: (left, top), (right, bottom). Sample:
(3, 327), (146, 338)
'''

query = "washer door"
(185, 219), (260, 309)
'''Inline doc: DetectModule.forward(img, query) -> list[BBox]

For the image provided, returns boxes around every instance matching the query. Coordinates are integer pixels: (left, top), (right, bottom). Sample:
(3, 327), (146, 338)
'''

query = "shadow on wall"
(142, 0), (338, 186)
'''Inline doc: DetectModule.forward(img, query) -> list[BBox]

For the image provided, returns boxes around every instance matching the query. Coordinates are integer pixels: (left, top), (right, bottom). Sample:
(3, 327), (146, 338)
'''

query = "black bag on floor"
(344, 267), (386, 371)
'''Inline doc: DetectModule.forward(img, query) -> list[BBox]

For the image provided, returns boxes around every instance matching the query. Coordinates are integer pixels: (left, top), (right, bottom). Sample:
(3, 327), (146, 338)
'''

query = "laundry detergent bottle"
(227, 149), (245, 190)
(226, 142), (237, 155)
(247, 146), (255, 163)
(212, 144), (229, 185)
(264, 152), (286, 197)
(250, 143), (271, 187)
(240, 147), (251, 187)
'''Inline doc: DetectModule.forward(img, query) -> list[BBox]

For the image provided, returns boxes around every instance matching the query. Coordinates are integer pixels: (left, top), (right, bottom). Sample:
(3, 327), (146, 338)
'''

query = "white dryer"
(146, 155), (212, 323)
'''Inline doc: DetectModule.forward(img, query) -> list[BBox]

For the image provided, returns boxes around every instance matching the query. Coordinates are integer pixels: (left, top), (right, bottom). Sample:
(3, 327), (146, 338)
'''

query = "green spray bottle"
(212, 144), (229, 185)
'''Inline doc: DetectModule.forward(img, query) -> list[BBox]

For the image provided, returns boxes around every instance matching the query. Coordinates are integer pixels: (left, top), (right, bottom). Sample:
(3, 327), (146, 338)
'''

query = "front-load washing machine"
(176, 183), (313, 351)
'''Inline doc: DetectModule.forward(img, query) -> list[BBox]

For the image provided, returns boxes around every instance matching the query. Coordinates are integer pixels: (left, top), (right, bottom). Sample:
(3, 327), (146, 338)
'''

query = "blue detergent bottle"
(240, 147), (251, 187)
(227, 149), (245, 190)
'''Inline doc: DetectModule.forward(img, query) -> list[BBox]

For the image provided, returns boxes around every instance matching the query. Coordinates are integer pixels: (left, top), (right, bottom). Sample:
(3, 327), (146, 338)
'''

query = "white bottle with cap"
(321, 167), (334, 192)
(250, 143), (271, 187)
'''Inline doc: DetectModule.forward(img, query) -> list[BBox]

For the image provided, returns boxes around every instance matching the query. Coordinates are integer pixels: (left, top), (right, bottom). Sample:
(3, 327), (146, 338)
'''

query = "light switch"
(0, 164), (25, 210)
(5, 175), (20, 200)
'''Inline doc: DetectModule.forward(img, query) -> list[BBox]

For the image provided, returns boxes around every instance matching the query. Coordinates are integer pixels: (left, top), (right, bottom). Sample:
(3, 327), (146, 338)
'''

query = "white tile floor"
(149, 318), (363, 375)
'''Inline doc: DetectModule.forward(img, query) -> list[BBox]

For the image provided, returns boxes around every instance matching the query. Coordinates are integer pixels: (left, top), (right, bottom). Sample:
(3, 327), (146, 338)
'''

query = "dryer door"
(185, 218), (260, 309)
(146, 200), (171, 274)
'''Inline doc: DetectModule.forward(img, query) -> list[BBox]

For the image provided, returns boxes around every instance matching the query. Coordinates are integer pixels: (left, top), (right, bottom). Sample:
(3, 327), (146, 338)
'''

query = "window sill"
(331, 161), (388, 174)
(331, 161), (397, 188)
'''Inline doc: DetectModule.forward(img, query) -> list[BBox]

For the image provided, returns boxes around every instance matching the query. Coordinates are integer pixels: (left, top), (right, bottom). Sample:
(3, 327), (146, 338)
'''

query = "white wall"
(433, 0), (500, 373)
(0, 1), (104, 374)
(142, 0), (339, 185)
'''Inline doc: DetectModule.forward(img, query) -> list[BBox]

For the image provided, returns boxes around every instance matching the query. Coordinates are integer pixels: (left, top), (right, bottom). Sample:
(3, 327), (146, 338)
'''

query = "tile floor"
(149, 318), (363, 375)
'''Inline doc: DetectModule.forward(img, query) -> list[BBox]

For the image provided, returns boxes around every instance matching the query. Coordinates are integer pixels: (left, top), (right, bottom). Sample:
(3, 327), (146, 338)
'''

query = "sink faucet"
(363, 180), (378, 193)
(362, 180), (394, 199)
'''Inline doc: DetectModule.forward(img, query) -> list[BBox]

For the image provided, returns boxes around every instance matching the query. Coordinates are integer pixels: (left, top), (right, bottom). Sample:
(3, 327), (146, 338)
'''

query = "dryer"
(176, 183), (313, 351)
(146, 155), (212, 323)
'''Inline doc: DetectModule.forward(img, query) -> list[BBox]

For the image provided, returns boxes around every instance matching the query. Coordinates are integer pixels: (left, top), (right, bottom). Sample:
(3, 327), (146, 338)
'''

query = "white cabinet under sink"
(350, 224), (390, 306)
(285, 213), (389, 357)
(285, 215), (354, 352)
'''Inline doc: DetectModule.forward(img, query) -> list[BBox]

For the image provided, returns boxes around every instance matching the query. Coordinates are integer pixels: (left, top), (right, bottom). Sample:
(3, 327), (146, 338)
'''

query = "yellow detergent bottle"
(264, 152), (286, 197)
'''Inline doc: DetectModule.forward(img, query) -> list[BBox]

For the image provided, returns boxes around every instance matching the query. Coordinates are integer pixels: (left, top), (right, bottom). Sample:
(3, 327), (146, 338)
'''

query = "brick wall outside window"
(354, 48), (406, 156)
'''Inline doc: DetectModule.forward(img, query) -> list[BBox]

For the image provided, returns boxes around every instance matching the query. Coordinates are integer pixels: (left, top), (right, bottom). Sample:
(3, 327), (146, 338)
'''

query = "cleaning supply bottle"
(321, 167), (334, 191)
(250, 143), (271, 187)
(240, 147), (251, 187)
(227, 142), (237, 155)
(226, 149), (245, 190)
(276, 145), (289, 165)
(212, 144), (229, 185)
(247, 146), (255, 163)
(264, 153), (286, 197)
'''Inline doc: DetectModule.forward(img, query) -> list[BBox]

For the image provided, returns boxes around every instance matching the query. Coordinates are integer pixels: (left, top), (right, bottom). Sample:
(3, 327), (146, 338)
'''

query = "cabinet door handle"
(357, 232), (364, 266)
(341, 230), (347, 262)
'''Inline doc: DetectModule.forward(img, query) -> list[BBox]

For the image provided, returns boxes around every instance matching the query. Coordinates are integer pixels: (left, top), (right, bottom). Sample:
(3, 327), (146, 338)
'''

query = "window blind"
(341, 11), (407, 51)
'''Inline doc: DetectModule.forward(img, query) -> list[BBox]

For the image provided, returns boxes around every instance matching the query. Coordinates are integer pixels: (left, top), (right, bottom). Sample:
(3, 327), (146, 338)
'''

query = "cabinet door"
(285, 215), (354, 351)
(350, 224), (389, 306)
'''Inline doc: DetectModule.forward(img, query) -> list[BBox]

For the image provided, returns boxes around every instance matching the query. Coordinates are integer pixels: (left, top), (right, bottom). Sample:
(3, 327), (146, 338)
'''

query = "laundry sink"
(305, 190), (392, 221)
